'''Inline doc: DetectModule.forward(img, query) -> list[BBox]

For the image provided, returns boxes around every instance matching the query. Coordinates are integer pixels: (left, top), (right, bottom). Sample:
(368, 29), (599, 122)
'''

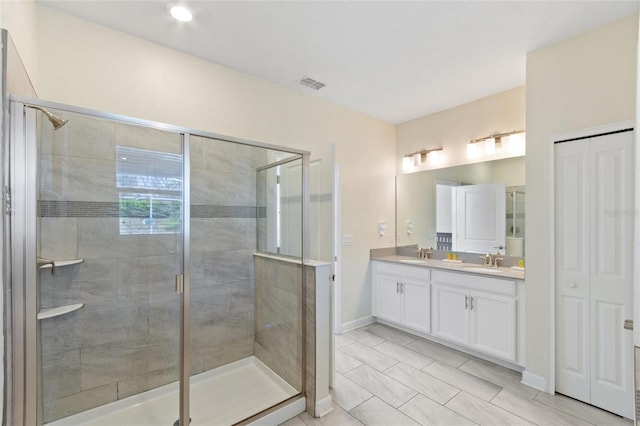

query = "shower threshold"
(47, 356), (299, 426)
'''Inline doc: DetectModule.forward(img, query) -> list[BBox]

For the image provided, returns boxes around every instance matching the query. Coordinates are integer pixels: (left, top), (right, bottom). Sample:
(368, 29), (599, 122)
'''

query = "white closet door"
(589, 131), (634, 419)
(453, 183), (506, 253)
(555, 129), (634, 419)
(555, 141), (591, 403)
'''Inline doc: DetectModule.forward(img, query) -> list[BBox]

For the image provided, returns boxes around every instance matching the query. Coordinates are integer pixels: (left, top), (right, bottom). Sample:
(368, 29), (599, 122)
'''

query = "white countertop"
(372, 255), (525, 280)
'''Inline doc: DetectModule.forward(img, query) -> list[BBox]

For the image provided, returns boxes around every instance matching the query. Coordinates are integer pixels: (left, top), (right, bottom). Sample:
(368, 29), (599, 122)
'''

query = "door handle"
(175, 275), (184, 294)
(624, 319), (633, 330)
(568, 282), (577, 288)
(465, 295), (469, 309)
(469, 296), (474, 310)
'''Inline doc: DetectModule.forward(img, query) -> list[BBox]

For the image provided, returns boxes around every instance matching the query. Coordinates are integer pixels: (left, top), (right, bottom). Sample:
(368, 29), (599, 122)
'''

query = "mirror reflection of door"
(435, 180), (460, 251)
(452, 182), (506, 254)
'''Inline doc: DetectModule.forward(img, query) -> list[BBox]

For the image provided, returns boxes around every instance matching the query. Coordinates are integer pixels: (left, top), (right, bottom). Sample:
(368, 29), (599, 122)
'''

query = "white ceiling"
(39, 1), (639, 124)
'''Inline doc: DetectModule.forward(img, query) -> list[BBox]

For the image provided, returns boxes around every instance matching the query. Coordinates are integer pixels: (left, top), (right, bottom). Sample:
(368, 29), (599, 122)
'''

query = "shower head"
(31, 106), (68, 130)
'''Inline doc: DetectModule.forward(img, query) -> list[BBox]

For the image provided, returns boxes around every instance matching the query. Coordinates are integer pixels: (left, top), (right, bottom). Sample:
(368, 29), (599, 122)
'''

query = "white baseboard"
(340, 316), (375, 333)
(521, 370), (547, 392)
(315, 395), (334, 417)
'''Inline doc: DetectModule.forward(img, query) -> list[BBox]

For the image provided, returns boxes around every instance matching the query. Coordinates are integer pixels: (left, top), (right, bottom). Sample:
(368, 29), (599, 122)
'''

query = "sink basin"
(398, 259), (428, 264)
(462, 266), (504, 274)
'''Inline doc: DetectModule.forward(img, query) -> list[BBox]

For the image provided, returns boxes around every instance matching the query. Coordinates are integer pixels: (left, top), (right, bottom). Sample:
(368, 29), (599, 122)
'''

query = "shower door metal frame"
(6, 97), (311, 426)
(7, 100), (39, 426)
(179, 133), (191, 426)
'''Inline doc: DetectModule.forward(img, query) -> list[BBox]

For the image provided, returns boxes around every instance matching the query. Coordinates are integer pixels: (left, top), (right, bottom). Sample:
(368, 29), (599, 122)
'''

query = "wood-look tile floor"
(281, 324), (633, 426)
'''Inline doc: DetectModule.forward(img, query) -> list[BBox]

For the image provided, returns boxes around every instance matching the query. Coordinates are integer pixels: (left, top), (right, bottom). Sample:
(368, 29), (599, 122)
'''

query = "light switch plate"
(342, 234), (353, 246)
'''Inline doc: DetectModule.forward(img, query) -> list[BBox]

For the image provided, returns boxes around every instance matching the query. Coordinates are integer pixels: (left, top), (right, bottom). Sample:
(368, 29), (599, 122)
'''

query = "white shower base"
(48, 356), (300, 426)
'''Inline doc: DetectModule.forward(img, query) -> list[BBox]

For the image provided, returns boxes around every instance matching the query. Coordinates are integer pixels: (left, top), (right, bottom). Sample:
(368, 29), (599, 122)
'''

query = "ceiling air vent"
(298, 76), (326, 91)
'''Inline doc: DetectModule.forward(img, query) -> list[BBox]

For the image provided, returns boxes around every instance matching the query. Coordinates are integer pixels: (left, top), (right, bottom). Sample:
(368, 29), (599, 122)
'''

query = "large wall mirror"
(396, 156), (525, 257)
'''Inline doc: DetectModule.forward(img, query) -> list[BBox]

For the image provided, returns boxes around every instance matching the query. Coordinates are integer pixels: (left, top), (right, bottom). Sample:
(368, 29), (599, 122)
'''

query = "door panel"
(589, 131), (634, 419)
(453, 183), (506, 253)
(470, 291), (516, 361)
(402, 279), (430, 334)
(593, 301), (623, 385)
(555, 140), (590, 402)
(374, 275), (402, 323)
(34, 108), (184, 424)
(431, 284), (468, 345)
(555, 129), (634, 419)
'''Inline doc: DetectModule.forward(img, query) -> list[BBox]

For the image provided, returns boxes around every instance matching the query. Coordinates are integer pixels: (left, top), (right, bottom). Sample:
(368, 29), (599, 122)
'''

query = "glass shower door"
(32, 106), (185, 425)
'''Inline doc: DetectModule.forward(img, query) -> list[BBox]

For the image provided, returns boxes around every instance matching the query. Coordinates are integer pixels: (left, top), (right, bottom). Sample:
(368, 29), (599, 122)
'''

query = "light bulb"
(413, 153), (421, 167)
(484, 137), (496, 155)
(170, 5), (193, 22)
(508, 133), (525, 153)
(402, 156), (412, 170)
(429, 150), (441, 165)
(467, 143), (477, 159)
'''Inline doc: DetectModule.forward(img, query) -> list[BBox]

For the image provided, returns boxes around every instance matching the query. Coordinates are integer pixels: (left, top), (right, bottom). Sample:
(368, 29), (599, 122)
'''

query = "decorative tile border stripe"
(39, 200), (261, 219)
(39, 201), (120, 217)
(191, 205), (258, 219)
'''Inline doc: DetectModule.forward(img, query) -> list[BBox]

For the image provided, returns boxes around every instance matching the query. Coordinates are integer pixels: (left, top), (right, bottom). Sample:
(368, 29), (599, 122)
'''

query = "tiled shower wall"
(38, 113), (263, 422)
(254, 255), (303, 391)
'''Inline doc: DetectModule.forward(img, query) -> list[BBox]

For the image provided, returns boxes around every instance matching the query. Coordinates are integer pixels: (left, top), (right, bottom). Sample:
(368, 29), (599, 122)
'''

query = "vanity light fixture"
(402, 147), (444, 170)
(169, 3), (194, 22)
(467, 130), (525, 159)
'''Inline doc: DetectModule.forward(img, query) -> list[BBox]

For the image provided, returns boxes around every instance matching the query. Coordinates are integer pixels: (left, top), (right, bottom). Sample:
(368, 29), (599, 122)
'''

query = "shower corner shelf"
(38, 258), (84, 269)
(37, 303), (84, 320)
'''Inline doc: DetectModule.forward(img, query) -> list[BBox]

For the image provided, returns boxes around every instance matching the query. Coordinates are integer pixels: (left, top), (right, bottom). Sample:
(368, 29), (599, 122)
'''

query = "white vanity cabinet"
(372, 261), (430, 334)
(431, 270), (516, 362)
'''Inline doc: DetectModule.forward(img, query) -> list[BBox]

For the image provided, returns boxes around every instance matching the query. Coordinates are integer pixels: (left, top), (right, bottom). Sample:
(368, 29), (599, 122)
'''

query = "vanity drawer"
(374, 261), (430, 280)
(432, 269), (515, 296)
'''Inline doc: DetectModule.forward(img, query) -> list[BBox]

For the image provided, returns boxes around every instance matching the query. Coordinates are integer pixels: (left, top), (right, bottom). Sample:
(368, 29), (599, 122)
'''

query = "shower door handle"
(175, 275), (184, 294)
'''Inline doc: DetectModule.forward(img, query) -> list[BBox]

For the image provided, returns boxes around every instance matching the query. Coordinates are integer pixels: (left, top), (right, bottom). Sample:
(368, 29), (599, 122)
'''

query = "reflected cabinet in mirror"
(396, 156), (525, 257)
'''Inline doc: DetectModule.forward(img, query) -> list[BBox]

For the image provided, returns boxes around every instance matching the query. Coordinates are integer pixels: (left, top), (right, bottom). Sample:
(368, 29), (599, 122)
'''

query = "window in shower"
(116, 146), (183, 235)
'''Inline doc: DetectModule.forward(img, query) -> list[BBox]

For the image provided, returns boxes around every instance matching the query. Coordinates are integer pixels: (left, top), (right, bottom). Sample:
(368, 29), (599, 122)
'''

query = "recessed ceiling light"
(169, 4), (193, 22)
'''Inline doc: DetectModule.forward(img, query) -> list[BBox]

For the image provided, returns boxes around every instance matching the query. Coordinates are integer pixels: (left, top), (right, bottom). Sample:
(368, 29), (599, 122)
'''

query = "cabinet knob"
(568, 282), (577, 288)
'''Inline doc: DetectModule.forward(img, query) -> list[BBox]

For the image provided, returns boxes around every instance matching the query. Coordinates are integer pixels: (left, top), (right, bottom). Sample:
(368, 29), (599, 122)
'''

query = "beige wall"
(397, 86), (525, 172)
(10, 4), (396, 329)
(0, 0), (38, 87)
(526, 13), (638, 389)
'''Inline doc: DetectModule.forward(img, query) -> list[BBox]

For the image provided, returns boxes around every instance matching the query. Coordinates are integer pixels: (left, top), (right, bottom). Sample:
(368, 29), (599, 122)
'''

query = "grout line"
(346, 395), (375, 414)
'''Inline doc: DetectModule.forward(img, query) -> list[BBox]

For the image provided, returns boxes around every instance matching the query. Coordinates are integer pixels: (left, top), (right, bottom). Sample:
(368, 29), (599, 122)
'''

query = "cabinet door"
(401, 279), (430, 334)
(470, 291), (516, 361)
(374, 274), (402, 323)
(431, 283), (468, 345)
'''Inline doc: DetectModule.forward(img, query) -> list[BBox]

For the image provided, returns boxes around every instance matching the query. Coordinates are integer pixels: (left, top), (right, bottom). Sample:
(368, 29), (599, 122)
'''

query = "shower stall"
(5, 99), (310, 425)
